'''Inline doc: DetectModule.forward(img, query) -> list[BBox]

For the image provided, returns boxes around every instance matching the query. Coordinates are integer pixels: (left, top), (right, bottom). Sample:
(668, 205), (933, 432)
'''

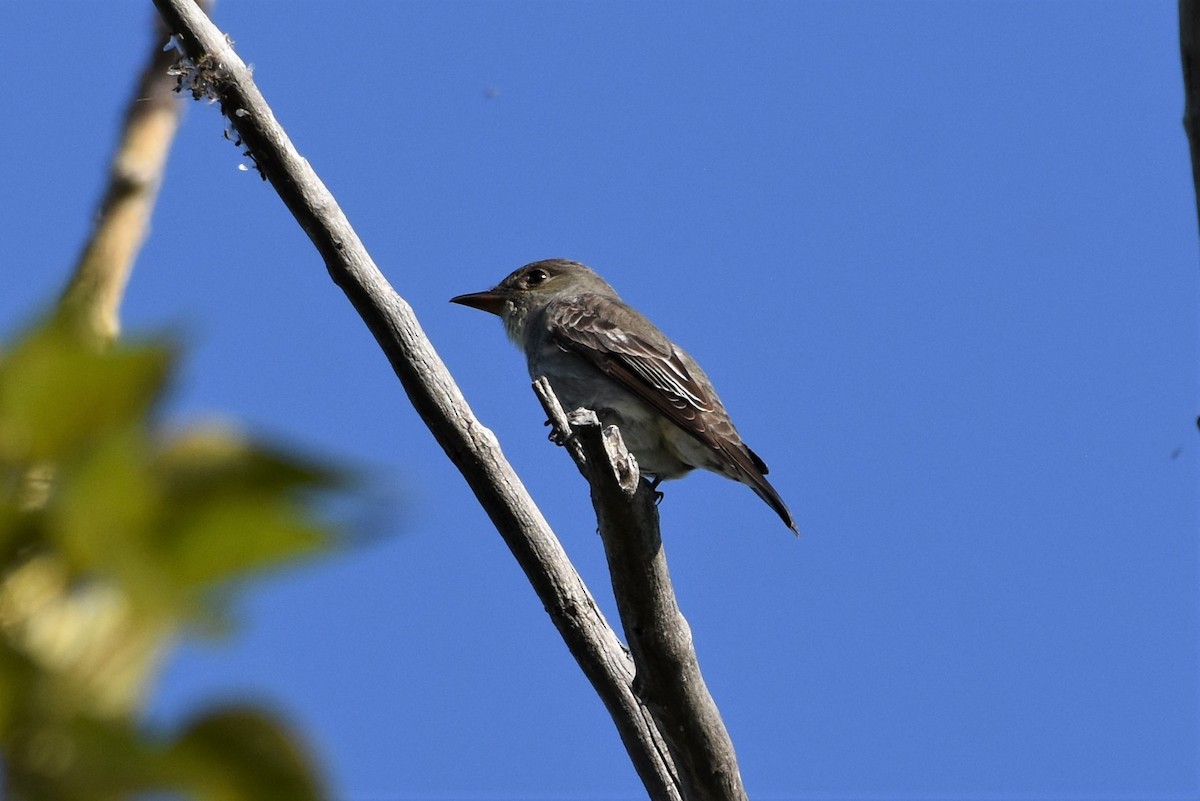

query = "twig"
(149, 1), (681, 798)
(534, 378), (748, 801)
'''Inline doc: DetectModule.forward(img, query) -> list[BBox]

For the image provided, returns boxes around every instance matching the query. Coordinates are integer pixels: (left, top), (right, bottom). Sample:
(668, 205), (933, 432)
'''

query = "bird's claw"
(545, 419), (572, 446)
(646, 475), (664, 505)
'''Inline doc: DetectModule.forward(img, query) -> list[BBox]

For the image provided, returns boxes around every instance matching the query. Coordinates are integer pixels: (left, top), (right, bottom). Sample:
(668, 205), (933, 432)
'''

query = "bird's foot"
(544, 418), (573, 447)
(646, 475), (664, 505)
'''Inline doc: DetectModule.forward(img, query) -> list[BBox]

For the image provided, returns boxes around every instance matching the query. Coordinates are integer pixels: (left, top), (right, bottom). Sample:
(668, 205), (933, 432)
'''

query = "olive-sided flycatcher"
(451, 259), (797, 533)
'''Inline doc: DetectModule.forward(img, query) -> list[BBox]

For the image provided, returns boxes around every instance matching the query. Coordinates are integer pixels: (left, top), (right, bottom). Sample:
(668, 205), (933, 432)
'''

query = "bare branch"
(1180, 1), (1200, 239)
(149, 1), (682, 797)
(535, 378), (748, 801)
(58, 8), (208, 345)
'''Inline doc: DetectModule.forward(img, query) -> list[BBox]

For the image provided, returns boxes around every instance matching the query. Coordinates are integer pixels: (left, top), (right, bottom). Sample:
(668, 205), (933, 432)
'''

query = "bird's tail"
(749, 474), (799, 535)
(731, 443), (799, 535)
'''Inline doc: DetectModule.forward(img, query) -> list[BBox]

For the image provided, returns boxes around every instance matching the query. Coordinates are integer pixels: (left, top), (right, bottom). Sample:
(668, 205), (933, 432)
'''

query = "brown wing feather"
(547, 293), (796, 532)
(548, 295), (717, 435)
(545, 294), (771, 473)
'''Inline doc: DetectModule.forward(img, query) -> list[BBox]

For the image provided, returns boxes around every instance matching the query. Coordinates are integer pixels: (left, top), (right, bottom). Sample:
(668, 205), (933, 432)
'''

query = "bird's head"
(451, 259), (616, 343)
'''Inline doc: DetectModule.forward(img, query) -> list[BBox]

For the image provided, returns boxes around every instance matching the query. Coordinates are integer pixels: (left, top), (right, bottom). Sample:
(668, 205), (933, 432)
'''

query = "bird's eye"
(526, 269), (549, 286)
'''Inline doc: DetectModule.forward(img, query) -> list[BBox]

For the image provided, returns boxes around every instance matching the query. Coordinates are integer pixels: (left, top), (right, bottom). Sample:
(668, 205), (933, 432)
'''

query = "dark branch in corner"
(1180, 0), (1200, 240)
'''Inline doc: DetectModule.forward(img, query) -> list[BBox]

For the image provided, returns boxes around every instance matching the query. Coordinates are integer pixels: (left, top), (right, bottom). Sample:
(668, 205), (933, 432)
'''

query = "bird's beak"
(450, 288), (507, 316)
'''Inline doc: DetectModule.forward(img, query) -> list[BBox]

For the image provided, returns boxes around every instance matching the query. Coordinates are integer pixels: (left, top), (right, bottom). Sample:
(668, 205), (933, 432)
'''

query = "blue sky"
(2, 2), (1196, 799)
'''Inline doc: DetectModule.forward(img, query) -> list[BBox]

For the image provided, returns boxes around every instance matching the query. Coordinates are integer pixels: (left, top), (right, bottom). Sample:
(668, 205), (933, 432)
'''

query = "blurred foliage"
(0, 321), (341, 801)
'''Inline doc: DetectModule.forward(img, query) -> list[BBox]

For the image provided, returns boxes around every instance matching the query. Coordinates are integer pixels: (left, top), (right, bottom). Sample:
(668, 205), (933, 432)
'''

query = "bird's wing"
(545, 293), (770, 475)
(545, 292), (797, 533)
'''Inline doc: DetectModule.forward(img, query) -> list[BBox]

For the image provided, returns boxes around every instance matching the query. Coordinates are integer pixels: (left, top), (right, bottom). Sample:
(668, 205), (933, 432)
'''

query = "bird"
(451, 259), (797, 533)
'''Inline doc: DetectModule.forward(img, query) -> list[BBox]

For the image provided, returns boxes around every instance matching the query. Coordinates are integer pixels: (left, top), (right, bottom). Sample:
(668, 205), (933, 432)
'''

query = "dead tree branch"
(535, 380), (748, 801)
(149, 1), (683, 798)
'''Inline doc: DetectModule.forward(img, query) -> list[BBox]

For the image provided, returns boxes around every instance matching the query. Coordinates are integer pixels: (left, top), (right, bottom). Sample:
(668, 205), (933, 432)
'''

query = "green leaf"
(151, 428), (337, 589)
(4, 714), (171, 801)
(165, 495), (327, 589)
(167, 706), (326, 801)
(0, 324), (173, 463)
(155, 427), (343, 499)
(50, 432), (159, 574)
(0, 323), (354, 801)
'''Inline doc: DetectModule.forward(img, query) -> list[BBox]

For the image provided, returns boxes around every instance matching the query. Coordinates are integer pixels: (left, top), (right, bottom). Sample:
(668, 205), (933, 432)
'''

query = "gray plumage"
(451, 259), (797, 533)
